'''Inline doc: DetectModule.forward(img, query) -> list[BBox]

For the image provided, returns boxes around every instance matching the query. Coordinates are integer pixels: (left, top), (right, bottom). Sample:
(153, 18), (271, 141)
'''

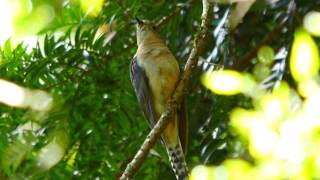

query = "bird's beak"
(135, 17), (143, 26)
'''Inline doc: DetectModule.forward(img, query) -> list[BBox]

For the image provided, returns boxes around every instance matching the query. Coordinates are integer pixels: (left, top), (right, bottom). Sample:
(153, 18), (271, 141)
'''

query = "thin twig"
(155, 6), (182, 28)
(119, 0), (213, 179)
(229, 19), (287, 71)
(229, 0), (296, 71)
(155, 1), (191, 28)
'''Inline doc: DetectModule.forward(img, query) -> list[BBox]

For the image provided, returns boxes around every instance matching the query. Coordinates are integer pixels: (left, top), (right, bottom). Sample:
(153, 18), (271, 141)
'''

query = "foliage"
(196, 5), (320, 180)
(0, 0), (319, 180)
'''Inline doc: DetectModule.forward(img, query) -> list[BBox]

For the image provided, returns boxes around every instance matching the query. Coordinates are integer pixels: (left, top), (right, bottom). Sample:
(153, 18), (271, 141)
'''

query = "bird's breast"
(137, 47), (180, 115)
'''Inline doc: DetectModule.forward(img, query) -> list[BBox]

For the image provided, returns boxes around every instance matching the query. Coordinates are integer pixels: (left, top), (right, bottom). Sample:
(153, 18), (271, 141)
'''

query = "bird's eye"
(152, 26), (156, 30)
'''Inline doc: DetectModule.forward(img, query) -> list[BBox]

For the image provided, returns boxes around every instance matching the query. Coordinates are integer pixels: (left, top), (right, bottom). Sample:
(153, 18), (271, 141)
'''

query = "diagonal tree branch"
(155, 0), (196, 28)
(120, 0), (213, 179)
(229, 0), (295, 71)
(229, 18), (287, 71)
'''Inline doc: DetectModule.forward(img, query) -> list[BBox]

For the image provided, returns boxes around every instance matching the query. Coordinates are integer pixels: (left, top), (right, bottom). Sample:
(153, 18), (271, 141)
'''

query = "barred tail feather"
(166, 142), (189, 180)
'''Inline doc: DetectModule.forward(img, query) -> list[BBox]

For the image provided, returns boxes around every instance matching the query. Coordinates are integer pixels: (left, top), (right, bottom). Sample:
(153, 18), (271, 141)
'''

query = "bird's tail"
(166, 142), (189, 180)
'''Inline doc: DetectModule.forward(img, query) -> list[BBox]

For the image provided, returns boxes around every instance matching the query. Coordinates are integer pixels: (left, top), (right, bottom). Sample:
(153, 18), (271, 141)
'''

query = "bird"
(130, 18), (189, 180)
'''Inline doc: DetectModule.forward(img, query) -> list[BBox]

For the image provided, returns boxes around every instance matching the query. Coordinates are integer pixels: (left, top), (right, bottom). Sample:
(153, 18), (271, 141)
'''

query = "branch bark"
(155, 0), (195, 28)
(229, 0), (295, 71)
(229, 19), (287, 71)
(119, 1), (213, 179)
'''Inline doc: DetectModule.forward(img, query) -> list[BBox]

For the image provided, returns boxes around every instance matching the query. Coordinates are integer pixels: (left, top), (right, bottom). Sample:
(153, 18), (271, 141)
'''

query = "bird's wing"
(178, 99), (189, 155)
(131, 56), (188, 153)
(130, 56), (157, 126)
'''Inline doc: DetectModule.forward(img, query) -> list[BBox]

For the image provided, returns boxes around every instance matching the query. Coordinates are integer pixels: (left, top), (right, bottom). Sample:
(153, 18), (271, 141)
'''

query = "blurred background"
(0, 0), (320, 179)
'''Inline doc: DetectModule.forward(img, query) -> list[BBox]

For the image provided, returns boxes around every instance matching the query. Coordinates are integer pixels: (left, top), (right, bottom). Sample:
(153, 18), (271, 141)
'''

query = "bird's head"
(135, 18), (159, 45)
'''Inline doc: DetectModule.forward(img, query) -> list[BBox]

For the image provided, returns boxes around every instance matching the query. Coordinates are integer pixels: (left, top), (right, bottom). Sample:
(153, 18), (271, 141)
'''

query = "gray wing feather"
(178, 99), (188, 155)
(130, 56), (157, 126)
(130, 56), (188, 154)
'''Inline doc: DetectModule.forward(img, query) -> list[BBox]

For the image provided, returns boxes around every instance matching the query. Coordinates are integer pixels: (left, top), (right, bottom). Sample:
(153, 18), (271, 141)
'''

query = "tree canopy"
(0, 0), (320, 179)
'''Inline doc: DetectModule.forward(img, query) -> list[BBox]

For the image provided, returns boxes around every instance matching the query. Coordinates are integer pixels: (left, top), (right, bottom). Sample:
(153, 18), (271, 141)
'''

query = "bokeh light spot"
(0, 79), (52, 110)
(36, 138), (65, 170)
(290, 28), (319, 82)
(253, 63), (271, 81)
(260, 95), (283, 123)
(202, 70), (243, 95)
(80, 0), (104, 17)
(223, 159), (252, 180)
(304, 11), (320, 37)
(257, 46), (275, 65)
(298, 79), (320, 98)
(249, 123), (278, 159)
(0, 79), (26, 107)
(190, 165), (210, 180)
(0, 0), (15, 45)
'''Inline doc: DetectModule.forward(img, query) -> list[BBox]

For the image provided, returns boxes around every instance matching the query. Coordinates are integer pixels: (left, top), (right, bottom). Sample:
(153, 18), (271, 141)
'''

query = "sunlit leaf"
(80, 0), (104, 17)
(257, 46), (275, 65)
(0, 79), (52, 110)
(36, 140), (65, 170)
(304, 11), (320, 37)
(222, 159), (253, 180)
(249, 123), (278, 160)
(190, 165), (211, 180)
(297, 79), (320, 98)
(0, 0), (319, 179)
(202, 70), (243, 95)
(256, 161), (285, 180)
(66, 141), (80, 170)
(253, 63), (271, 81)
(230, 108), (258, 138)
(258, 82), (291, 124)
(3, 39), (12, 59)
(290, 28), (319, 82)
(0, 79), (26, 107)
(0, 1), (15, 45)
(36, 130), (69, 171)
